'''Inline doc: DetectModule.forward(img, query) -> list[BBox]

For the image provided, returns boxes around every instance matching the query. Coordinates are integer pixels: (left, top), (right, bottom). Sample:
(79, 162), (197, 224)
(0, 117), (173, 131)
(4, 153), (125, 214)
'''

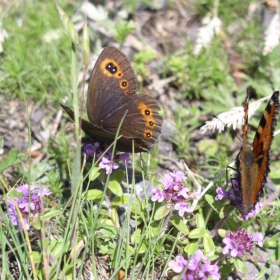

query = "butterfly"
(235, 90), (279, 215)
(61, 46), (163, 152)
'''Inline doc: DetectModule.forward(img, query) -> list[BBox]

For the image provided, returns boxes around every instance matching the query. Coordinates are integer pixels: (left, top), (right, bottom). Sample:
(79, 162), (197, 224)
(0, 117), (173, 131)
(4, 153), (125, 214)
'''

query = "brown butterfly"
(235, 90), (279, 215)
(61, 46), (163, 152)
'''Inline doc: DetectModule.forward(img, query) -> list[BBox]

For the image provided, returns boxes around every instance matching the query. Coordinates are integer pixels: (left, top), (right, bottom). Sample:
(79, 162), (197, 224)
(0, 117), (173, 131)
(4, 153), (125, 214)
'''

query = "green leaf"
(264, 232), (280, 248)
(89, 167), (101, 181)
(110, 170), (124, 184)
(110, 207), (119, 227)
(154, 205), (172, 221)
(196, 213), (205, 228)
(111, 195), (129, 206)
(131, 228), (141, 245)
(41, 210), (63, 220)
(108, 179), (123, 196)
(219, 204), (234, 219)
(203, 233), (215, 252)
(83, 189), (103, 201)
(233, 258), (247, 274)
(256, 268), (267, 280)
(184, 242), (199, 255)
(0, 149), (27, 174)
(219, 264), (234, 276)
(205, 194), (224, 213)
(115, 20), (136, 44)
(50, 238), (70, 259)
(31, 251), (41, 263)
(188, 228), (210, 239)
(137, 241), (148, 254)
(218, 229), (227, 238)
(170, 216), (189, 235)
(225, 216), (239, 232)
(32, 216), (41, 230)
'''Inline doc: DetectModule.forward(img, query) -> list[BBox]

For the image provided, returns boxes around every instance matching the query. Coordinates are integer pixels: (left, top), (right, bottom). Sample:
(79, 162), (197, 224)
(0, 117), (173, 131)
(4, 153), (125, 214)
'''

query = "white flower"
(263, 13), (280, 55)
(194, 16), (221, 55)
(200, 95), (271, 133)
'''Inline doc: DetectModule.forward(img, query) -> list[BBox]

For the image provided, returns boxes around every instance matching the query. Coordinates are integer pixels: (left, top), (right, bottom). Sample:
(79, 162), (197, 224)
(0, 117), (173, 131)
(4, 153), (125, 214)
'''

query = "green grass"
(1, 0), (280, 279)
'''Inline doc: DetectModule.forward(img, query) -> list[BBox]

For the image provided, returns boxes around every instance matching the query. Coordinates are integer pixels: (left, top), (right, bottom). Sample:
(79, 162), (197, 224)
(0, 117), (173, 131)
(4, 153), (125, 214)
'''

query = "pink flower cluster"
(152, 171), (200, 217)
(222, 228), (263, 258)
(83, 142), (130, 175)
(7, 184), (51, 231)
(168, 250), (221, 280)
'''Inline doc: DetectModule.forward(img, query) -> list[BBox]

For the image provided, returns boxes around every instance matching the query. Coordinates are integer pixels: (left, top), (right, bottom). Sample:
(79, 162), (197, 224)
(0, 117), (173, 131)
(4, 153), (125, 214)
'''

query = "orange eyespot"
(138, 102), (156, 130)
(120, 80), (128, 89)
(138, 103), (153, 117)
(143, 130), (152, 139)
(100, 58), (123, 78)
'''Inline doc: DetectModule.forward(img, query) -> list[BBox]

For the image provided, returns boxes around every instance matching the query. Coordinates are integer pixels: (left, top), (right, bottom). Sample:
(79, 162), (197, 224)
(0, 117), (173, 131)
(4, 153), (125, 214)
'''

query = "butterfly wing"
(236, 91), (254, 213)
(61, 104), (151, 152)
(236, 91), (279, 215)
(100, 93), (163, 149)
(87, 46), (162, 150)
(87, 46), (137, 126)
(251, 90), (279, 195)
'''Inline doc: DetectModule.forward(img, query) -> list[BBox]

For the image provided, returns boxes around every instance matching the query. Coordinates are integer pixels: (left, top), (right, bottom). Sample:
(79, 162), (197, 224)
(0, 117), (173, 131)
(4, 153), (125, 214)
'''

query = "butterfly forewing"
(87, 47), (137, 126)
(237, 91), (279, 215)
(252, 91), (279, 196)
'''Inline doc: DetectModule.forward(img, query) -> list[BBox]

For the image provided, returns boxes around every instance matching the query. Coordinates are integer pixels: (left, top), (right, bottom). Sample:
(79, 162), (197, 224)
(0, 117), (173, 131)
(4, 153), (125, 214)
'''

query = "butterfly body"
(61, 46), (163, 152)
(235, 91), (279, 215)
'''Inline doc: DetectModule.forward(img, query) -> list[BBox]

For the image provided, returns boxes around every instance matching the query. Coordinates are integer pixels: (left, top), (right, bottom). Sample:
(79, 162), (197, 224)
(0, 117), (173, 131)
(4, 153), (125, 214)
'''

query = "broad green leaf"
(233, 258), (246, 274)
(137, 241), (148, 254)
(219, 204), (234, 219)
(131, 229), (141, 245)
(111, 195), (129, 206)
(154, 205), (172, 221)
(31, 251), (41, 263)
(89, 167), (101, 181)
(196, 213), (205, 228)
(265, 232), (280, 248)
(219, 264), (234, 276)
(32, 216), (41, 230)
(189, 228), (209, 239)
(150, 221), (164, 237)
(218, 229), (227, 238)
(50, 239), (70, 258)
(110, 170), (125, 183)
(205, 194), (224, 213)
(108, 179), (123, 196)
(41, 210), (63, 220)
(225, 216), (238, 232)
(170, 216), (189, 235)
(83, 189), (103, 201)
(203, 233), (215, 252)
(184, 242), (199, 255)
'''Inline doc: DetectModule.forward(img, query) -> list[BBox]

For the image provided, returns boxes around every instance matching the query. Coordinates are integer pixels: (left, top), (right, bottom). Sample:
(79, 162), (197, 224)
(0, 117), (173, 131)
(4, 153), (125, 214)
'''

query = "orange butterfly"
(235, 91), (279, 216)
